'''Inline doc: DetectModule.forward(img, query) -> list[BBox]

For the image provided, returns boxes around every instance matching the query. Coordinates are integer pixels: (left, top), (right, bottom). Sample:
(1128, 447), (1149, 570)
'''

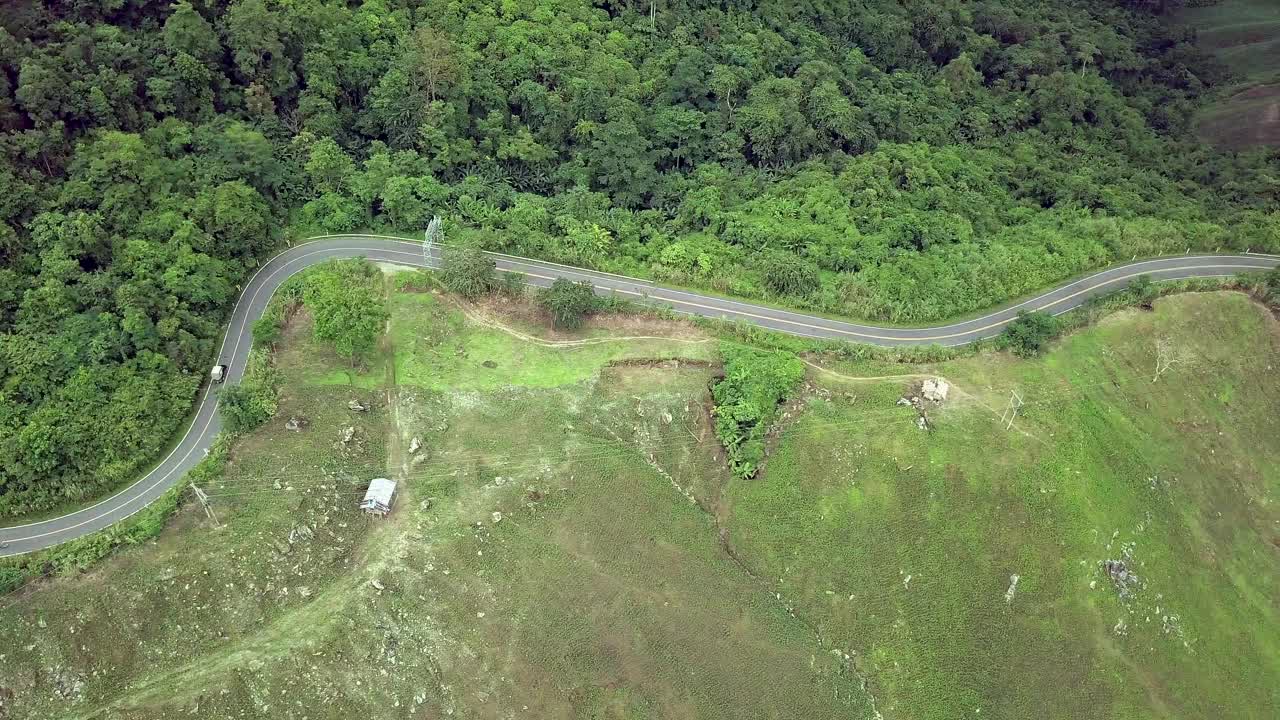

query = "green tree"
(305, 137), (356, 196)
(711, 346), (805, 478)
(301, 261), (388, 363)
(192, 181), (273, 261)
(1001, 311), (1060, 358)
(163, 1), (220, 63)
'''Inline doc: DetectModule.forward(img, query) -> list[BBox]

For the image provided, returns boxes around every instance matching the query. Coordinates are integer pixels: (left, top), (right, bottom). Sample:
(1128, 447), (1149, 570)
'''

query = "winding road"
(1, 234), (1275, 556)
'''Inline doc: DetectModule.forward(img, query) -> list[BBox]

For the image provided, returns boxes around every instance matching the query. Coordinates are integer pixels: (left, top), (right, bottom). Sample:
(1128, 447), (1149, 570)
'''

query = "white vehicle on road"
(211, 364), (228, 384)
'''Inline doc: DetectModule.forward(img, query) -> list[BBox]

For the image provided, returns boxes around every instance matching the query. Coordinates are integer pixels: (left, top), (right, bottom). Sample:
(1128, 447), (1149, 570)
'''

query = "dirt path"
(458, 304), (713, 349)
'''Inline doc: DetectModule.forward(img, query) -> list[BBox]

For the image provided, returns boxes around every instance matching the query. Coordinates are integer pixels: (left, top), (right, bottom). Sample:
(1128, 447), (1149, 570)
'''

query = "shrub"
(217, 383), (274, 433)
(711, 345), (805, 478)
(216, 350), (280, 433)
(1000, 311), (1061, 358)
(495, 270), (526, 298)
(1128, 273), (1158, 306)
(539, 279), (599, 329)
(1266, 267), (1280, 302)
(251, 315), (282, 345)
(762, 254), (821, 298)
(440, 246), (498, 299)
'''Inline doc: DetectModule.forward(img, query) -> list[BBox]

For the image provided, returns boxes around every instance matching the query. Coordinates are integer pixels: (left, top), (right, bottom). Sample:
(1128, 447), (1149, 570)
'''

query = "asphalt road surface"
(1, 234), (1275, 556)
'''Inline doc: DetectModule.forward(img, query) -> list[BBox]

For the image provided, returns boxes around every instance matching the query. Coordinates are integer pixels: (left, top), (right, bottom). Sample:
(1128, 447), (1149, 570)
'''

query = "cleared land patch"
(389, 287), (715, 391)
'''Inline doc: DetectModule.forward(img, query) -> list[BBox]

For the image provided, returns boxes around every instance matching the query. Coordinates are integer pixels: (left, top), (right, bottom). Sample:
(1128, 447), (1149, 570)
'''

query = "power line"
(202, 341), (1254, 495)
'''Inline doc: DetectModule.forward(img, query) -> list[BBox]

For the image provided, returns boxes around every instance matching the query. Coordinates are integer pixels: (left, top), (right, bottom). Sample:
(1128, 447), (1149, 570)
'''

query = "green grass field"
(0, 280), (1275, 720)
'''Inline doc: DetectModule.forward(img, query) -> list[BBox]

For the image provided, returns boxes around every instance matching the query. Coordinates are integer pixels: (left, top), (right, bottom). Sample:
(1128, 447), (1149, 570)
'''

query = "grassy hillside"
(1178, 0), (1280, 148)
(728, 292), (1280, 719)
(0, 273), (865, 719)
(0, 280), (1275, 719)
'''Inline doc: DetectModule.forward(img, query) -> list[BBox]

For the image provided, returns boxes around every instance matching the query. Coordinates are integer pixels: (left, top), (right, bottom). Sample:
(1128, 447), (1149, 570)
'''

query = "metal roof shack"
(360, 478), (397, 517)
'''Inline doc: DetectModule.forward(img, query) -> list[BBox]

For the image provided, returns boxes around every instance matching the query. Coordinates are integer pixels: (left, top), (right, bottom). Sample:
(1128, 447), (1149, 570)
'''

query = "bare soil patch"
(469, 293), (709, 343)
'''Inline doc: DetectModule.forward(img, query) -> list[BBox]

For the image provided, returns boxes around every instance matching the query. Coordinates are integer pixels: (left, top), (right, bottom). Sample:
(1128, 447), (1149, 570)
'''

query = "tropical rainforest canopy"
(0, 0), (1275, 513)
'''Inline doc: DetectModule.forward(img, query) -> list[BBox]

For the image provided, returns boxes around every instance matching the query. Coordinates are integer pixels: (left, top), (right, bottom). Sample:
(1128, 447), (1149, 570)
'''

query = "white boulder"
(922, 379), (950, 402)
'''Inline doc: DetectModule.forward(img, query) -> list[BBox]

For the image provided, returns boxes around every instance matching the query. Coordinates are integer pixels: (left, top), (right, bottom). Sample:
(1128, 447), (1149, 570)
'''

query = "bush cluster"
(711, 346), (806, 478)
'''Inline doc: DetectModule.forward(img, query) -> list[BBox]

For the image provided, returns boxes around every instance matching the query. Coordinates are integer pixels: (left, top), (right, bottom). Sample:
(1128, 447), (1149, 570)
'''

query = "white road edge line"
(1, 237), (1274, 554)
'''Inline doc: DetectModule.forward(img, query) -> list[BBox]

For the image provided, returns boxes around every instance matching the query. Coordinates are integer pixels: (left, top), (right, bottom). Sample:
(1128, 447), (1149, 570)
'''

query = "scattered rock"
(491, 511), (503, 524)
(1101, 559), (1143, 599)
(347, 399), (368, 412)
(298, 586), (312, 598)
(284, 416), (307, 432)
(340, 426), (356, 444)
(50, 668), (85, 700)
(482, 360), (498, 369)
(272, 540), (291, 556)
(409, 437), (422, 455)
(368, 579), (385, 591)
(896, 397), (912, 406)
(288, 524), (314, 544)
(922, 378), (950, 403)
(916, 416), (929, 431)
(1004, 574), (1020, 603)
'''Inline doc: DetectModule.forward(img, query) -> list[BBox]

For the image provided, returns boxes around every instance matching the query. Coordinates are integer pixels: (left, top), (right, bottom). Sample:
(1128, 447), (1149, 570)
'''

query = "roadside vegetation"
(2, 0), (1279, 518)
(1, 265), (1274, 719)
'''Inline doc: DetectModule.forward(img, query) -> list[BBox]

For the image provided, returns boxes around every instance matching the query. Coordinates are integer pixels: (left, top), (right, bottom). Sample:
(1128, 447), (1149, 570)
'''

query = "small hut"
(360, 478), (397, 517)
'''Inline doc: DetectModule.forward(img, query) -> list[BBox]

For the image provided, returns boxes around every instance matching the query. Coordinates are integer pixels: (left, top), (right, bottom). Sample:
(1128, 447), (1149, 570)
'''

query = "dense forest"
(0, 0), (1276, 514)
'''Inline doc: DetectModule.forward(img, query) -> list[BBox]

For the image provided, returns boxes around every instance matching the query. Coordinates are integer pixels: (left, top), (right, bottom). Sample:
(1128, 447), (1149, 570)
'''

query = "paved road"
(1, 235), (1275, 556)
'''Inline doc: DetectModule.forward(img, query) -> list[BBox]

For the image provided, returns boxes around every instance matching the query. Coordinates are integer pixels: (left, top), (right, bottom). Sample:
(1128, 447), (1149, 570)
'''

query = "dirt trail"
(458, 304), (713, 349)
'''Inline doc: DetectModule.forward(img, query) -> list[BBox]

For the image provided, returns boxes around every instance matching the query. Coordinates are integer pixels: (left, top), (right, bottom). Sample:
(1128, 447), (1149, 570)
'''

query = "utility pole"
(190, 483), (220, 528)
(1001, 390), (1024, 431)
(424, 215), (442, 267)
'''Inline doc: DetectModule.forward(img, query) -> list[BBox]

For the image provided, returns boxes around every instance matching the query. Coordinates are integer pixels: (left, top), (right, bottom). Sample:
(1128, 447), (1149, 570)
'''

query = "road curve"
(1, 235), (1275, 556)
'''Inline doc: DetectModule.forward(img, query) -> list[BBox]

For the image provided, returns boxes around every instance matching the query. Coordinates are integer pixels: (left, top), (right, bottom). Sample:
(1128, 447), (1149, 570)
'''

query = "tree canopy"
(0, 0), (1275, 515)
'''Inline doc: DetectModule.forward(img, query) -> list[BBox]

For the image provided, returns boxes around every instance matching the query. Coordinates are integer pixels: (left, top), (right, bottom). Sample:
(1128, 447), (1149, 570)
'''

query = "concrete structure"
(360, 477), (397, 517)
(922, 378), (949, 402)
